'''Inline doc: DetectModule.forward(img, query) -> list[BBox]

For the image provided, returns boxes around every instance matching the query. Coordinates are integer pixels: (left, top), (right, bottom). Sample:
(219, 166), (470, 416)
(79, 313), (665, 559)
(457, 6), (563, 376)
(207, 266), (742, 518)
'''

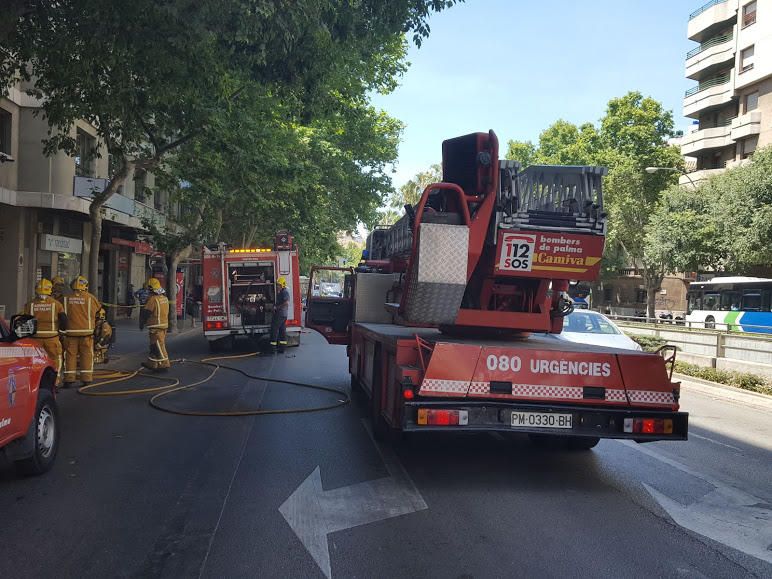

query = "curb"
(673, 372), (772, 401)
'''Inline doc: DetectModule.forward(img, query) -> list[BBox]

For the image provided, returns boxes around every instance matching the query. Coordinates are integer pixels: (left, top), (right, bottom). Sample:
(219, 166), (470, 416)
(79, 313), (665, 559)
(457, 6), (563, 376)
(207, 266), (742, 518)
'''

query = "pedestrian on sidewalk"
(140, 277), (170, 372)
(270, 276), (289, 352)
(21, 279), (67, 387)
(62, 275), (101, 387)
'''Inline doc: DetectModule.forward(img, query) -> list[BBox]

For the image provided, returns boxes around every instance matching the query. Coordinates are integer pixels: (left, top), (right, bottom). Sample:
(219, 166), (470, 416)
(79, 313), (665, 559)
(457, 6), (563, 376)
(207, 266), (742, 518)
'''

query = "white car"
(557, 310), (642, 351)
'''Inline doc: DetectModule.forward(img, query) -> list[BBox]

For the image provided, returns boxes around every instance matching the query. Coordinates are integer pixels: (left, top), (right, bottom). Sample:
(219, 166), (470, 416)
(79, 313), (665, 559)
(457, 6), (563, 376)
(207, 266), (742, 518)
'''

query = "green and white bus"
(686, 277), (772, 333)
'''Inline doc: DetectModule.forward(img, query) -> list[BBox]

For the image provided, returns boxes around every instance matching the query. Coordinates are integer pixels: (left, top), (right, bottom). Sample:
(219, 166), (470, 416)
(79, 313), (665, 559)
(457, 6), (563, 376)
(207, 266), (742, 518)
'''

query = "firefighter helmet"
(36, 278), (53, 296)
(97, 307), (106, 320)
(147, 277), (162, 292)
(277, 276), (287, 288)
(51, 276), (65, 286)
(71, 275), (89, 291)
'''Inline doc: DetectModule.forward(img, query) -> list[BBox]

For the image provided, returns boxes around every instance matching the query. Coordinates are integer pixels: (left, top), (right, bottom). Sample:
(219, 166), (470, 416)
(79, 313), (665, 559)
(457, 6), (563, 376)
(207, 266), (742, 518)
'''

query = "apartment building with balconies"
(0, 84), (173, 316)
(682, 0), (772, 185)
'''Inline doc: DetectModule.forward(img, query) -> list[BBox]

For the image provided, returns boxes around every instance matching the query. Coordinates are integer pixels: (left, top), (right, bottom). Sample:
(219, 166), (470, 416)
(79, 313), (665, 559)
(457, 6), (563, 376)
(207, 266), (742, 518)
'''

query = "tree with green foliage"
(0, 0), (458, 310)
(505, 140), (537, 168)
(699, 147), (772, 273)
(644, 184), (722, 280)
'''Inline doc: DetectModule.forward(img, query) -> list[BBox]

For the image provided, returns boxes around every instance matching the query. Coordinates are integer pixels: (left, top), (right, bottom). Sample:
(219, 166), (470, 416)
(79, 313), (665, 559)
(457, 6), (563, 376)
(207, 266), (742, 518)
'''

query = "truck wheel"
(15, 389), (59, 476)
(565, 436), (600, 450)
(528, 434), (599, 451)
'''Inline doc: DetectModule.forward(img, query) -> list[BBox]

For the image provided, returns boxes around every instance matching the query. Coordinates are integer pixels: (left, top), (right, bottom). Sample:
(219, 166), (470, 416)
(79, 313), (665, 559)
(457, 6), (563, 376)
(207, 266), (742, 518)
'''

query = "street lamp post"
(645, 166), (697, 189)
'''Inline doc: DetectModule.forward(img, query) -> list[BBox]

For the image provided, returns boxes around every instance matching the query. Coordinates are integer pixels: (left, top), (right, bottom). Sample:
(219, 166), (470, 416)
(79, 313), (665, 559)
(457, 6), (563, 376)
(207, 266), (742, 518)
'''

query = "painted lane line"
(688, 432), (743, 452)
(619, 440), (772, 564)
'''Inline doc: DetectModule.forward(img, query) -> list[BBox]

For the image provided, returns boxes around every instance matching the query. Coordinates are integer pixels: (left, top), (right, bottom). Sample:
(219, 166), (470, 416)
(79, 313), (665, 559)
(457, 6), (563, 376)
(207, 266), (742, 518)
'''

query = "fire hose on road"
(77, 351), (350, 417)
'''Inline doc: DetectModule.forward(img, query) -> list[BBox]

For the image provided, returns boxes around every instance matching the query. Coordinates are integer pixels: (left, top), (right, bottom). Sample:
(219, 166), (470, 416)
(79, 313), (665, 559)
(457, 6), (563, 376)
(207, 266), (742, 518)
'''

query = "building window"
(154, 189), (163, 211)
(636, 289), (648, 304)
(75, 129), (96, 177)
(740, 45), (755, 73)
(0, 107), (11, 155)
(603, 287), (613, 302)
(741, 137), (757, 159)
(134, 170), (147, 202)
(745, 91), (759, 112)
(742, 1), (757, 27)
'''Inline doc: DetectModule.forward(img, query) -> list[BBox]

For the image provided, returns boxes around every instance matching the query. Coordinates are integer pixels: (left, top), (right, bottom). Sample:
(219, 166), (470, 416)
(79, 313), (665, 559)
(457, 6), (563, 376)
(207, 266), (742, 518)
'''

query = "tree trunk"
(88, 203), (104, 289)
(87, 159), (132, 287)
(644, 271), (663, 320)
(166, 245), (192, 333)
(166, 251), (181, 333)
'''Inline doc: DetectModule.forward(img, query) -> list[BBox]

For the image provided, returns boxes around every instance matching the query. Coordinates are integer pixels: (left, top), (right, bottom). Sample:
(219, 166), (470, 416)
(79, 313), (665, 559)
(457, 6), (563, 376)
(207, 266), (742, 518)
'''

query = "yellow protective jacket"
(142, 293), (169, 330)
(63, 290), (102, 336)
(23, 296), (66, 338)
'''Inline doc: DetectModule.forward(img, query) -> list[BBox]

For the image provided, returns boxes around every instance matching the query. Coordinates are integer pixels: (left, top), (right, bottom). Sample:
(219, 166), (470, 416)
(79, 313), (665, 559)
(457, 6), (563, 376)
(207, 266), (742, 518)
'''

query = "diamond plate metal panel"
(400, 223), (468, 325)
(415, 223), (469, 284)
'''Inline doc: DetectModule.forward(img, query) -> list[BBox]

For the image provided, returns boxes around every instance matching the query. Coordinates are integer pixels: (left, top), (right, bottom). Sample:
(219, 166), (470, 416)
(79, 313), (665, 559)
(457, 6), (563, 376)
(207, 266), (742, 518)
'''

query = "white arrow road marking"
(279, 422), (427, 578)
(620, 441), (772, 564)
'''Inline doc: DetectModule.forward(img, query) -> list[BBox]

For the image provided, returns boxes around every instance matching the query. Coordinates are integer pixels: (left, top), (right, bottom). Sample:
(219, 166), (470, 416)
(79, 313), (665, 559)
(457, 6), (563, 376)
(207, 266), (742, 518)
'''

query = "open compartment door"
(305, 266), (354, 344)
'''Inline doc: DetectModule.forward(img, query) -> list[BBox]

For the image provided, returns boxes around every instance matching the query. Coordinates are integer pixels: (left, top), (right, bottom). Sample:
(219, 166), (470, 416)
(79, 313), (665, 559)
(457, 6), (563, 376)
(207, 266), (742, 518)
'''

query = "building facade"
(681, 0), (772, 185)
(0, 84), (171, 318)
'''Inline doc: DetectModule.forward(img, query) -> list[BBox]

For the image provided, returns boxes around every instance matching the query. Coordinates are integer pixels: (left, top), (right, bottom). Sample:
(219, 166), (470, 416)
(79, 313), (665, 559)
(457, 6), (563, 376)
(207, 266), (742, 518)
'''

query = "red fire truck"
(306, 131), (687, 448)
(202, 231), (302, 350)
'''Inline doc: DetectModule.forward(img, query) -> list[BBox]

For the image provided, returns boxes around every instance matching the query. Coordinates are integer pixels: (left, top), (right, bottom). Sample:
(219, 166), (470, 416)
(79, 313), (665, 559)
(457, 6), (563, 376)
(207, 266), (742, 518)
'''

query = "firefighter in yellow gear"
(270, 276), (290, 350)
(93, 308), (114, 364)
(140, 277), (171, 371)
(62, 275), (101, 386)
(22, 279), (67, 386)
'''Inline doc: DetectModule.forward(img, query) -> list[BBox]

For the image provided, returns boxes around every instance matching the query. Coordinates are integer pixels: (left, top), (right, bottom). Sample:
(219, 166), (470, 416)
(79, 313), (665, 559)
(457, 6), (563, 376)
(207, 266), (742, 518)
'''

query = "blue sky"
(371, 0), (698, 188)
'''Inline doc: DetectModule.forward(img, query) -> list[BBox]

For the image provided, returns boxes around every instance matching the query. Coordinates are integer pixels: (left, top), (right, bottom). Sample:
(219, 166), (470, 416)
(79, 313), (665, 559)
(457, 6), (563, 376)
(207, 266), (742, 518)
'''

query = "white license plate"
(511, 411), (573, 429)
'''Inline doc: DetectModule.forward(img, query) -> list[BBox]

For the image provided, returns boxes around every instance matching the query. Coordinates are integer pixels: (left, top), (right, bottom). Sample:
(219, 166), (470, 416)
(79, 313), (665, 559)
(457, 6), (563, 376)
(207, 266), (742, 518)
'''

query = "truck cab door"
(305, 266), (354, 345)
(0, 320), (31, 447)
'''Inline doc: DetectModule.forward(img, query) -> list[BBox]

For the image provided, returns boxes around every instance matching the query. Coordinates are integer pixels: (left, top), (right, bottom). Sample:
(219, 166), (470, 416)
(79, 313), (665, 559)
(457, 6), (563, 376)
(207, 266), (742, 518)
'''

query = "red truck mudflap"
(401, 339), (688, 441)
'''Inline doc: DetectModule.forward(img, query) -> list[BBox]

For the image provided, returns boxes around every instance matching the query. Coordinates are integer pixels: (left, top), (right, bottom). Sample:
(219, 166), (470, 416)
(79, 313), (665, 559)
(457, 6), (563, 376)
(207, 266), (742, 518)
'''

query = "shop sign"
(134, 241), (154, 255)
(40, 234), (83, 254)
(110, 237), (154, 255)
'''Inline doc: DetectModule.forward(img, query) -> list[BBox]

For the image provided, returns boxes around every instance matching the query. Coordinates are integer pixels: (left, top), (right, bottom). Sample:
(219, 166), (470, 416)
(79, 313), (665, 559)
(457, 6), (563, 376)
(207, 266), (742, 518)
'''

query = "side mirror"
(11, 314), (37, 340)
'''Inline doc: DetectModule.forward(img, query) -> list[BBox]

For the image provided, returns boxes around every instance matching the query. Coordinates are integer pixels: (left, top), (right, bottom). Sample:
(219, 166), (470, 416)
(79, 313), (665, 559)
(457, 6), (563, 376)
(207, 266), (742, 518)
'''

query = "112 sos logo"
(498, 233), (536, 272)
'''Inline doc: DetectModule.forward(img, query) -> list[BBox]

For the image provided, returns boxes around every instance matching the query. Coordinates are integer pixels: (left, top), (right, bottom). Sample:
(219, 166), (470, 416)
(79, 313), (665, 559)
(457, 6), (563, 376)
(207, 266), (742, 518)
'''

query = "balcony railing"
(685, 73), (731, 97)
(686, 31), (733, 58)
(689, 0), (728, 20)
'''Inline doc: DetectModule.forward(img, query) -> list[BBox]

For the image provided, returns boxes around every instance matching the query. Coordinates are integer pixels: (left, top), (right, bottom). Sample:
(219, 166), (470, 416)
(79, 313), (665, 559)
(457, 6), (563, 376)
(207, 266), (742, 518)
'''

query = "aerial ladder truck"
(306, 131), (687, 448)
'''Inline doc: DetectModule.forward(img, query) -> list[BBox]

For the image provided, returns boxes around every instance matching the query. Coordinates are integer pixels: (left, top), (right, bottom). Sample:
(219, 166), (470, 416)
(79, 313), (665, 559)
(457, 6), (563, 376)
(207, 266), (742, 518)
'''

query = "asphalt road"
(1, 327), (771, 579)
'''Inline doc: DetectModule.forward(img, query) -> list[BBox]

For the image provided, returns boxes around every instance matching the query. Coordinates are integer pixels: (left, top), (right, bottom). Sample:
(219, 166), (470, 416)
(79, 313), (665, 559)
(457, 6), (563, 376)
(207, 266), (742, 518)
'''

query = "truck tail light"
(623, 418), (673, 434)
(417, 409), (468, 426)
(205, 321), (226, 330)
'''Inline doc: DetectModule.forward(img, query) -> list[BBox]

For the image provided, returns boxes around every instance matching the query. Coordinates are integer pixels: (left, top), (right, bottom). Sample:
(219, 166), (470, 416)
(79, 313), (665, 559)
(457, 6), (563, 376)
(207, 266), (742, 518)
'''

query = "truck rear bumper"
(403, 400), (688, 441)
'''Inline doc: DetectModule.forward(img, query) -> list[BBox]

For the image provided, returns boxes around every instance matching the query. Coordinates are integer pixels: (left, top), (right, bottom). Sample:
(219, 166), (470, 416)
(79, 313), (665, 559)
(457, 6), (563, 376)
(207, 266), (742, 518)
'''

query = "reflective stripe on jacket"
(144, 294), (170, 329)
(24, 297), (64, 338)
(63, 291), (101, 336)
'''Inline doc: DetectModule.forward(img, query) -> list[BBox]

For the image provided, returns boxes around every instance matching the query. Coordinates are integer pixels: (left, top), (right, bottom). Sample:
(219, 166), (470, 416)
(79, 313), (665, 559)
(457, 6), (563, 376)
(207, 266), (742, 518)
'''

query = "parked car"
(0, 315), (60, 475)
(557, 310), (642, 351)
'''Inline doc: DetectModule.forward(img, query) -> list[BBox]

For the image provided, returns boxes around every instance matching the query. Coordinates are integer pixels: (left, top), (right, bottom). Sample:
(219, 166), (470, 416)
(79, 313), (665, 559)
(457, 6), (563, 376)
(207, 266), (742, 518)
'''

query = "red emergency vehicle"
(0, 315), (59, 475)
(307, 131), (688, 448)
(202, 230), (302, 350)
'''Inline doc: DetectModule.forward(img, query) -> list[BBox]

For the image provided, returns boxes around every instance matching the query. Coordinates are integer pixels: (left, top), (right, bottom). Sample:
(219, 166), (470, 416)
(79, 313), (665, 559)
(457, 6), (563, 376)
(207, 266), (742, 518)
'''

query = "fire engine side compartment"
(350, 322), (688, 441)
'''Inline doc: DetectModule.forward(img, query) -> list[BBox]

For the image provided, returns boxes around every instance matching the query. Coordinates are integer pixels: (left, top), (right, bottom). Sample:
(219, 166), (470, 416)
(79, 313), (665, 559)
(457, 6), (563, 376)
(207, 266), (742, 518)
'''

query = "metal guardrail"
(686, 32), (733, 59)
(608, 314), (772, 336)
(685, 73), (730, 97)
(689, 0), (728, 20)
